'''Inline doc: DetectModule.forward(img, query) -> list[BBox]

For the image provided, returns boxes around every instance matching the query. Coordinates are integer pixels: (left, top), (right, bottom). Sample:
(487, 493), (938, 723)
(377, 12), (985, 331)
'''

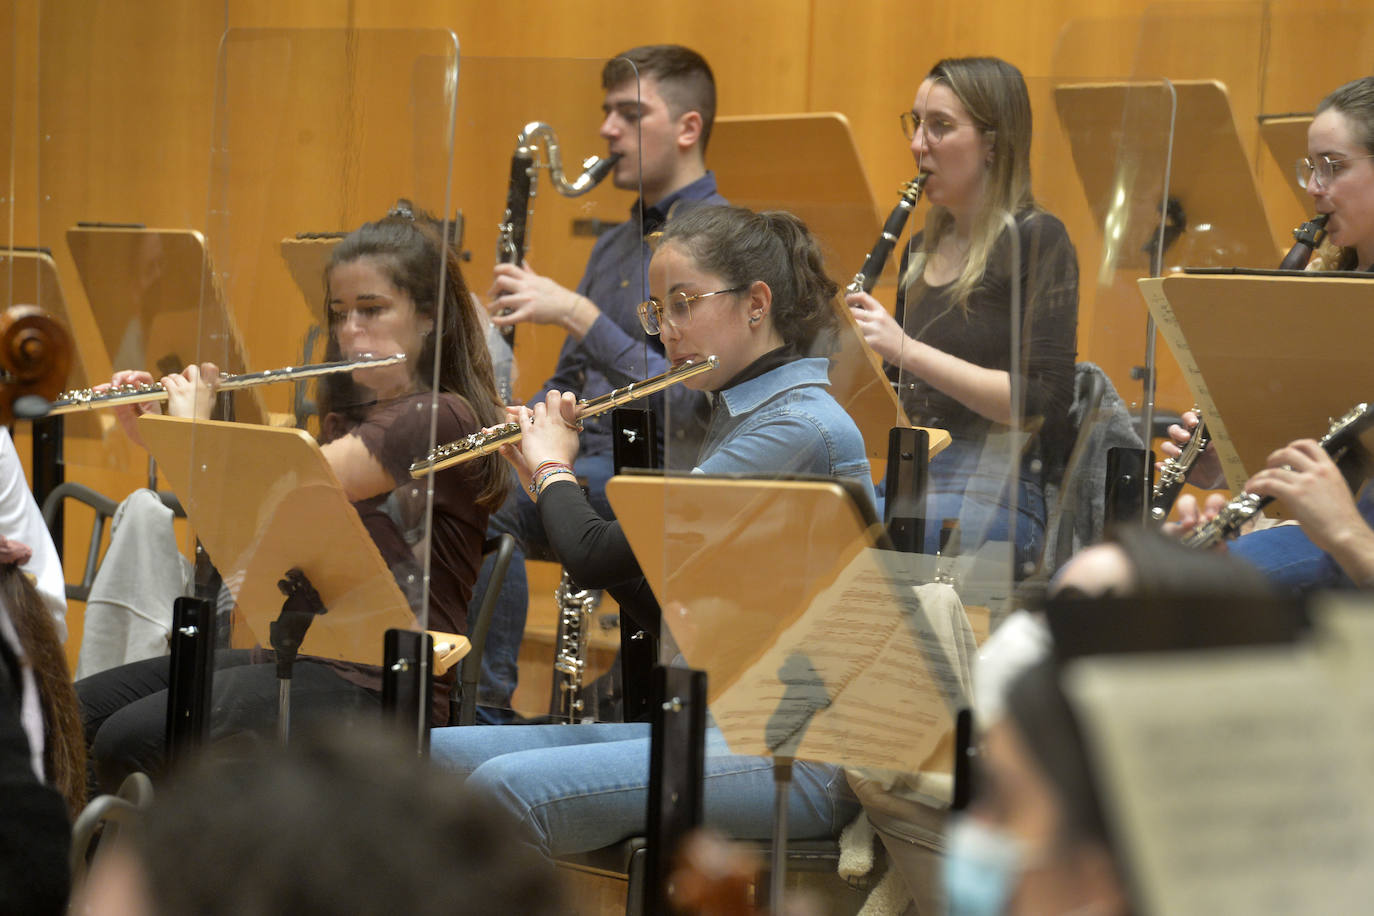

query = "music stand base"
(768, 756), (794, 910)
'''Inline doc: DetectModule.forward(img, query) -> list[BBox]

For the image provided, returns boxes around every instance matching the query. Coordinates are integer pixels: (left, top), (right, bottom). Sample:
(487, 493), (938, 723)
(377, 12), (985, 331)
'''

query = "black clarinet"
(1279, 213), (1329, 271)
(1182, 403), (1374, 548)
(495, 147), (535, 348)
(1150, 415), (1208, 521)
(846, 174), (929, 295)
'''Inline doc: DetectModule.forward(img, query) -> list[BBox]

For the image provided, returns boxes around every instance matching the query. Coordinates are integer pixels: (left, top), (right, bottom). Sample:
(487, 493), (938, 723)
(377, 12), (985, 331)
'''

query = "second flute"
(409, 356), (718, 477)
(42, 353), (407, 416)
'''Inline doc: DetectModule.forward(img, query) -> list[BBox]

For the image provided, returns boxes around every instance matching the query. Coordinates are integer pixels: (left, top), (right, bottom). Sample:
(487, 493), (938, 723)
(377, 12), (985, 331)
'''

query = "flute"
(42, 353), (407, 416)
(409, 356), (718, 477)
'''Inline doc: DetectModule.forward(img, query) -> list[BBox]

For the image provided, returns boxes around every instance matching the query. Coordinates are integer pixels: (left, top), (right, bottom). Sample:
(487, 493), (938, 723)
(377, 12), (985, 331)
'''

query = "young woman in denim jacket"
(429, 204), (873, 860)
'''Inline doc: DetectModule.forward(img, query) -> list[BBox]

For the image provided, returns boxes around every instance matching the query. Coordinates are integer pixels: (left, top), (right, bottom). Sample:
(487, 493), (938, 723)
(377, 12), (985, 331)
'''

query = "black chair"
(40, 482), (184, 602)
(450, 533), (516, 726)
(69, 771), (154, 892)
(1040, 362), (1146, 573)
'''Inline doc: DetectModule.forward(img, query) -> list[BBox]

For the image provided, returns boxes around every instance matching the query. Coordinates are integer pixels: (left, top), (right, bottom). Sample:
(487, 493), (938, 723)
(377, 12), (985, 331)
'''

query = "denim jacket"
(694, 357), (874, 511)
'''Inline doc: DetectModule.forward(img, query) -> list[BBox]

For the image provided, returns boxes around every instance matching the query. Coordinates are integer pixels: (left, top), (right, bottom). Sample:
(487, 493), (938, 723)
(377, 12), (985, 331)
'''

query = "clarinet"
(846, 174), (929, 295)
(1151, 411), (1209, 521)
(1157, 212), (1331, 517)
(550, 570), (600, 723)
(494, 123), (621, 347)
(494, 145), (534, 349)
(1182, 403), (1374, 548)
(1279, 213), (1329, 271)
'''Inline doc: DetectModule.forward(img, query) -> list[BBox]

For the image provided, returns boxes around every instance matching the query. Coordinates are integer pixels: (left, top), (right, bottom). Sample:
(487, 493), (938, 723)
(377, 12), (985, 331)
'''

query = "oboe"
(846, 173), (929, 295)
(42, 353), (406, 416)
(1182, 402), (1374, 549)
(1278, 213), (1329, 271)
(409, 356), (718, 477)
(1150, 411), (1209, 521)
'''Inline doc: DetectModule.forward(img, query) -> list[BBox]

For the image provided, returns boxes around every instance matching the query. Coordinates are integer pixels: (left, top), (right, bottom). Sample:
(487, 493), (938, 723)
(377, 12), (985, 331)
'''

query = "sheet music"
(1138, 277), (1241, 488)
(708, 548), (975, 773)
(1064, 648), (1374, 915)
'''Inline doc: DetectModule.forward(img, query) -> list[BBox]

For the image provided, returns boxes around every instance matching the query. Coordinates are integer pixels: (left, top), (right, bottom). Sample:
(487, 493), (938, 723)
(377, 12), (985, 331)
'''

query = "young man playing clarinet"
(472, 45), (727, 720)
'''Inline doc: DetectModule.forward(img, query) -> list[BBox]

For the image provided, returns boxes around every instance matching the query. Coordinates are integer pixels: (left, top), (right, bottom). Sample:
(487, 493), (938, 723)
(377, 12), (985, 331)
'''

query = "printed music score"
(707, 548), (976, 776)
(1063, 596), (1374, 915)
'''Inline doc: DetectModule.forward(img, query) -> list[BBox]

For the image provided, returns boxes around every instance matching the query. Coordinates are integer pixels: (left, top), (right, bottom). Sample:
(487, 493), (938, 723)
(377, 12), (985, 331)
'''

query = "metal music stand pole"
(884, 425), (930, 553)
(643, 665), (706, 915)
(382, 628), (434, 754)
(164, 596), (217, 767)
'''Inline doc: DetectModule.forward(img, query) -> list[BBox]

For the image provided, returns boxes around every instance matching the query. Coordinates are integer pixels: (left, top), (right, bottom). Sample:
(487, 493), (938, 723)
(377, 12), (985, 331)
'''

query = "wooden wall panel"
(7, 0), (1374, 662)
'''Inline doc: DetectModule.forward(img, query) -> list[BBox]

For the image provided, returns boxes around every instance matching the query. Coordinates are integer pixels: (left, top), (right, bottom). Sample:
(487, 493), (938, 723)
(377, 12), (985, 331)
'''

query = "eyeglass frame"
(637, 285), (749, 335)
(1296, 152), (1374, 190)
(899, 109), (987, 145)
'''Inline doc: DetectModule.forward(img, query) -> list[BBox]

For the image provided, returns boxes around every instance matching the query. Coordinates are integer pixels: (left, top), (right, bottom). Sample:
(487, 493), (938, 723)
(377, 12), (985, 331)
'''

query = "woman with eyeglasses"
(428, 204), (869, 861)
(846, 57), (1078, 577)
(1162, 77), (1374, 593)
(1299, 76), (1374, 272)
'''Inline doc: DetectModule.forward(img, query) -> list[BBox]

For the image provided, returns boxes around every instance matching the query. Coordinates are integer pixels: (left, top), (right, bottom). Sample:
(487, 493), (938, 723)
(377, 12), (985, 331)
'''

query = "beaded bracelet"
(533, 465), (576, 499)
(532, 460), (571, 479)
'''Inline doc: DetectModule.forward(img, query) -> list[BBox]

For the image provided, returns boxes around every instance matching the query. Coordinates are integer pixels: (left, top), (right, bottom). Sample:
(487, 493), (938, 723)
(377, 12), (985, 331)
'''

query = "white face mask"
(943, 815), (1027, 916)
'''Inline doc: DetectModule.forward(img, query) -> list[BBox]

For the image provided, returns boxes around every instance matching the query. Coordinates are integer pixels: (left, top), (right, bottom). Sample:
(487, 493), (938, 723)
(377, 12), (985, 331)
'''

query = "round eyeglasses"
(900, 110), (973, 145)
(1296, 153), (1374, 190)
(637, 285), (747, 335)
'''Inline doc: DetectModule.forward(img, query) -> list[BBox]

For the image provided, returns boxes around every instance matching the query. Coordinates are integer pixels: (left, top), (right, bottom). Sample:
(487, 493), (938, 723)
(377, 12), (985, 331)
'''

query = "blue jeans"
(1228, 492), (1374, 592)
(429, 723), (860, 859)
(923, 436), (1046, 576)
(468, 452), (617, 720)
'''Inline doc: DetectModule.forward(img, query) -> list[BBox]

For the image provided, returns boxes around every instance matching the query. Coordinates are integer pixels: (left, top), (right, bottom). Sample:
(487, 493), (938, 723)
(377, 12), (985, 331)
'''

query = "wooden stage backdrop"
(2, 0), (1372, 668)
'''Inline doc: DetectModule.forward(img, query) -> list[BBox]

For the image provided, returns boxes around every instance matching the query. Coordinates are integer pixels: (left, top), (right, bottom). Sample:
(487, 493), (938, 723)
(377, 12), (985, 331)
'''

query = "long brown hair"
(319, 202), (508, 510)
(2, 564), (85, 815)
(906, 57), (1037, 307)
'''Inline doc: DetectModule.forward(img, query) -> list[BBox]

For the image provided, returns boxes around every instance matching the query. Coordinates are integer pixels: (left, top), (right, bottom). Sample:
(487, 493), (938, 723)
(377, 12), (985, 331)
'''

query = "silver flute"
(43, 353), (407, 416)
(409, 356), (718, 477)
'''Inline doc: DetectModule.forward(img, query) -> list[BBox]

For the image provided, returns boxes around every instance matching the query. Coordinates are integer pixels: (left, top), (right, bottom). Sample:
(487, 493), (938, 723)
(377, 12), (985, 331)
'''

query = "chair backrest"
(40, 483), (184, 602)
(450, 533), (515, 726)
(1040, 362), (1145, 573)
(69, 771), (154, 892)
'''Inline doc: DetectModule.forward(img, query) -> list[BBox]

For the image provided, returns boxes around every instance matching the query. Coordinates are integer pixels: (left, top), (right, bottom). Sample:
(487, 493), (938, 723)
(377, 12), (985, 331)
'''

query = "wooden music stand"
(137, 414), (466, 668)
(1259, 114), (1313, 212)
(606, 474), (967, 774)
(1139, 272), (1374, 502)
(711, 113), (944, 463)
(1055, 80), (1279, 269)
(280, 235), (341, 319)
(66, 226), (267, 424)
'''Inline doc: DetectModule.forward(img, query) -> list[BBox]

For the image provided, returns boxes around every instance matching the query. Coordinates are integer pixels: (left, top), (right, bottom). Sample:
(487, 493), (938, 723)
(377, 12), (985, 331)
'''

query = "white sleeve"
(0, 429), (66, 643)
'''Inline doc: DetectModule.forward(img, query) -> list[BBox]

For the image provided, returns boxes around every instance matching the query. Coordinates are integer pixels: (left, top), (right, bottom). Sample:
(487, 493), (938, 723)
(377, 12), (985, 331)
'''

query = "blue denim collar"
(715, 357), (830, 418)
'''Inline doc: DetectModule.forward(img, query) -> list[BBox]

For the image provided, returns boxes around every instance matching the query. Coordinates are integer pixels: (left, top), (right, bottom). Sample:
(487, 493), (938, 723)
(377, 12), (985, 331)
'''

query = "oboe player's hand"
(1158, 410), (1225, 489)
(845, 289), (909, 363)
(1162, 492), (1227, 541)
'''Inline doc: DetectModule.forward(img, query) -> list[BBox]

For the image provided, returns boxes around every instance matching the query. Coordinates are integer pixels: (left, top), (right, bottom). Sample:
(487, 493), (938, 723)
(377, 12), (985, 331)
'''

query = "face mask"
(943, 815), (1026, 916)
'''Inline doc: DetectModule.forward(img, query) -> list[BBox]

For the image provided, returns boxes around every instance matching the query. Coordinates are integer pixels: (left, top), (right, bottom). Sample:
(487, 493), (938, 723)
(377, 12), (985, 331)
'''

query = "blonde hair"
(904, 57), (1036, 307)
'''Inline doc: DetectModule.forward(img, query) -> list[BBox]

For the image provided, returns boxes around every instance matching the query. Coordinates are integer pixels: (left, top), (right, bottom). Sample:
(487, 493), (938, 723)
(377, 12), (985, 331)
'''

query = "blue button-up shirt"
(695, 357), (875, 513)
(536, 172), (727, 459)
